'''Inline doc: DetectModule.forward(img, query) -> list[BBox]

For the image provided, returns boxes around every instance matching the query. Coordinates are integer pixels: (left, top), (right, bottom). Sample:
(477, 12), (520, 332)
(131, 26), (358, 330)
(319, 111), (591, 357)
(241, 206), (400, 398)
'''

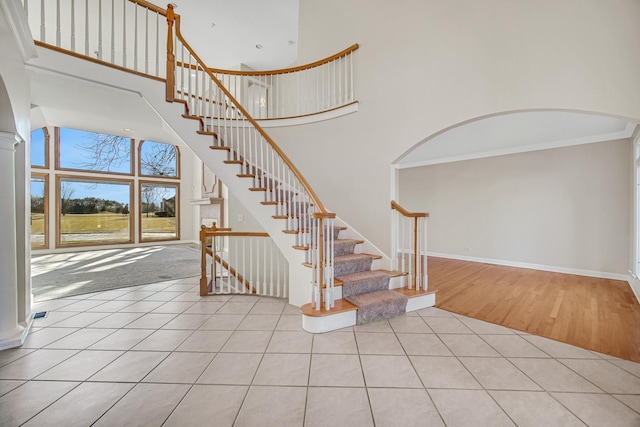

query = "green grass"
(31, 212), (177, 245)
(141, 215), (177, 233)
(60, 212), (130, 233)
(31, 213), (45, 234)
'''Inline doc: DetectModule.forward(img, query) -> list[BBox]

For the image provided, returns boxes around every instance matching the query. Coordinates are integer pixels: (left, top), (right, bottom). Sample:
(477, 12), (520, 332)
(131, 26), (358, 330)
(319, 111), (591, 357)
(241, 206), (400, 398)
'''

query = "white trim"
(396, 123), (636, 169)
(427, 251), (630, 281)
(254, 102), (359, 128)
(405, 292), (436, 312)
(302, 310), (356, 333)
(628, 275), (640, 304)
(0, 321), (30, 351)
(0, 0), (37, 61)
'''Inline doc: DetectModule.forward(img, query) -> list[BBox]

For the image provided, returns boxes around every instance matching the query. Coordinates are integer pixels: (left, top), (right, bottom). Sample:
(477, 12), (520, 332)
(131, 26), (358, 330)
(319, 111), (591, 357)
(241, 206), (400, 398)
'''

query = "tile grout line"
(392, 315), (448, 427)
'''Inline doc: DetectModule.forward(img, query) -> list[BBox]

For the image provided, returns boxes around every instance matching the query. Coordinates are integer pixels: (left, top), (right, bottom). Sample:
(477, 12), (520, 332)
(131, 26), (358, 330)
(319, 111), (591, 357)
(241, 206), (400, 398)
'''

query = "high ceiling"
(149, 0), (299, 70)
(26, 2), (638, 163)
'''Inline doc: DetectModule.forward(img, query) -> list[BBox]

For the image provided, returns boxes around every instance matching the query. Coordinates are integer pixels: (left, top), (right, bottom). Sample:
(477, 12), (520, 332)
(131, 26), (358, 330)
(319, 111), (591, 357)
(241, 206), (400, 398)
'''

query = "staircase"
(21, 0), (436, 333)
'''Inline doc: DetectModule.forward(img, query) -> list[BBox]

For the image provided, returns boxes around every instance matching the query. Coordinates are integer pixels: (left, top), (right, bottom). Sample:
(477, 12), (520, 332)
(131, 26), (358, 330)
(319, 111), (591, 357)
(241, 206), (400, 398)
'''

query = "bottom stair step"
(339, 270), (390, 298)
(345, 290), (408, 325)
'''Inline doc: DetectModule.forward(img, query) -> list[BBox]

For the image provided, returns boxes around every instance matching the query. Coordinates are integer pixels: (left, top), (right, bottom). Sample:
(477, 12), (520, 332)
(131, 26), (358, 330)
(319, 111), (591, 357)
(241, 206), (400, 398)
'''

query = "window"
(140, 182), (179, 241)
(34, 126), (182, 249)
(30, 127), (49, 168)
(31, 174), (48, 249)
(57, 177), (133, 246)
(57, 127), (133, 174)
(139, 140), (179, 177)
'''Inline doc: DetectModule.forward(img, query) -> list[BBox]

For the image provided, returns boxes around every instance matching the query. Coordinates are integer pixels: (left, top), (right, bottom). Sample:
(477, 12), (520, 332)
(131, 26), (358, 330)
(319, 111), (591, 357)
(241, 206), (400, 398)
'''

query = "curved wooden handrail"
(391, 200), (429, 218)
(171, 7), (328, 214)
(206, 231), (270, 238)
(209, 44), (359, 76)
(128, 0), (167, 16)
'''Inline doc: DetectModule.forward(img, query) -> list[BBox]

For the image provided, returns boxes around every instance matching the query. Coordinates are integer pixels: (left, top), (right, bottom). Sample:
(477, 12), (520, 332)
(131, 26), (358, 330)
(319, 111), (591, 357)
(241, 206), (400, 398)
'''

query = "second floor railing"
(22, 0), (168, 79)
(210, 44), (359, 120)
(21, 0), (358, 119)
(391, 201), (429, 291)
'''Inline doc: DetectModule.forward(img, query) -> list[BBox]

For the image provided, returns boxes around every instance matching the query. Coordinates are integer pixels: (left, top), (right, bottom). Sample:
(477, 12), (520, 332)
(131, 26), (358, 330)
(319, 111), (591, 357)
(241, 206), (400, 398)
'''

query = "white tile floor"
(1, 276), (640, 426)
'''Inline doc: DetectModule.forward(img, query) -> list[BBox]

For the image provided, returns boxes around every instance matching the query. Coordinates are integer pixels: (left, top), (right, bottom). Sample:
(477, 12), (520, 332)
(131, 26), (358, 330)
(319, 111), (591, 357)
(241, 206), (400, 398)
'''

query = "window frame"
(137, 140), (181, 179)
(55, 127), (135, 177)
(138, 180), (180, 243)
(55, 174), (135, 248)
(30, 173), (49, 250)
(30, 127), (50, 170)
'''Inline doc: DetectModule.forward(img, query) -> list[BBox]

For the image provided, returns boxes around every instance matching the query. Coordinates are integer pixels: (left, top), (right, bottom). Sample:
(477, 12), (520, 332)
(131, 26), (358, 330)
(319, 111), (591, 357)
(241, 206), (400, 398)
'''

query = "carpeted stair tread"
(334, 239), (358, 257)
(333, 253), (374, 276)
(338, 270), (390, 298)
(345, 290), (408, 324)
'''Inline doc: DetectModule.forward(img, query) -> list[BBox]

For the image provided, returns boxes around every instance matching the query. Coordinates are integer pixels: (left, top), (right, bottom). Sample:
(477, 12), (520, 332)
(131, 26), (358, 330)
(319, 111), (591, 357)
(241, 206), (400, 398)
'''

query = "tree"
(141, 185), (159, 217)
(77, 133), (131, 172)
(140, 142), (177, 176)
(60, 182), (76, 215)
(75, 134), (177, 177)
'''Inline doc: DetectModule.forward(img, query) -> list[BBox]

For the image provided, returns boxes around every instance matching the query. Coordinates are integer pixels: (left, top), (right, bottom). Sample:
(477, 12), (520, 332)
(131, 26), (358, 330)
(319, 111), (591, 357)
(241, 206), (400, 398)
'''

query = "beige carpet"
(31, 245), (201, 301)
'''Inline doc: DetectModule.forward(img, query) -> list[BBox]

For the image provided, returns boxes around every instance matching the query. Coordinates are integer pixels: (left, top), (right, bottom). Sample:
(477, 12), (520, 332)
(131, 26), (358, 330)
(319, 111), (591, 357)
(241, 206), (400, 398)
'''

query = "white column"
(0, 131), (27, 350)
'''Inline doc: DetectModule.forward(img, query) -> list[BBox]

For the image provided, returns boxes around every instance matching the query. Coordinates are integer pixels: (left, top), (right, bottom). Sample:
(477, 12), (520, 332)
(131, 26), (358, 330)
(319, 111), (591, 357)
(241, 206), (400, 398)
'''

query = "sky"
(31, 128), (178, 205)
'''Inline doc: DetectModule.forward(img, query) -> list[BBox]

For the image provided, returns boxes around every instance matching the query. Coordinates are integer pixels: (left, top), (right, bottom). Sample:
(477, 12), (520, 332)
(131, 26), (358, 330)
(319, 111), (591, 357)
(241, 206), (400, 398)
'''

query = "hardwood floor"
(429, 257), (640, 362)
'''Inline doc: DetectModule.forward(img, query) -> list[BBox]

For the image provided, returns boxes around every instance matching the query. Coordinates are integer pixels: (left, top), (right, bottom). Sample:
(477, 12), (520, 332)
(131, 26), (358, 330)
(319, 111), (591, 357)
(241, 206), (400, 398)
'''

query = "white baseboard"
(427, 252), (630, 282)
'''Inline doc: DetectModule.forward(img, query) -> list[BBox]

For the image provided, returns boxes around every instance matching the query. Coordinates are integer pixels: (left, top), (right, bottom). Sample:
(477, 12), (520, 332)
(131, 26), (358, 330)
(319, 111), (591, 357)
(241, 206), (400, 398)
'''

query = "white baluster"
(56, 0), (60, 46)
(109, 0), (114, 62)
(262, 237), (267, 295)
(349, 52), (353, 101)
(391, 209), (396, 271)
(84, 0), (88, 56)
(249, 236), (254, 295)
(267, 237), (272, 296)
(133, 5), (137, 69)
(97, 0), (102, 59)
(40, 0), (45, 43)
(144, 8), (148, 73)
(70, 0), (75, 51)
(155, 11), (159, 76)
(121, 0), (125, 66)
(400, 215), (404, 275)
(234, 235), (238, 292)
(423, 217), (428, 290)
(211, 234), (217, 293)
(240, 237), (245, 293)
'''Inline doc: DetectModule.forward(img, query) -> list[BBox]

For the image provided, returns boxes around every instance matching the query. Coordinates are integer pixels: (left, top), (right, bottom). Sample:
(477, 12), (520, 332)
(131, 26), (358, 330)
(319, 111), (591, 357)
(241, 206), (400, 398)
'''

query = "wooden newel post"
(165, 4), (175, 102)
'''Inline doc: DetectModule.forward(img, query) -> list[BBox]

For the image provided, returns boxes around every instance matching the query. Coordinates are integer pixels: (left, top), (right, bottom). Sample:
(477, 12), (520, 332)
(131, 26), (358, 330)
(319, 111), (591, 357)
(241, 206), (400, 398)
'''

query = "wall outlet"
(464, 247), (471, 252)
(237, 214), (244, 222)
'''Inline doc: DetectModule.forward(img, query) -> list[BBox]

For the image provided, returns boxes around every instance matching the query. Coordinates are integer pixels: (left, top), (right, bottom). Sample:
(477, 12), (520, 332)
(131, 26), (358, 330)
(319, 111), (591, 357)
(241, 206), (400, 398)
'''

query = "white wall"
(227, 191), (266, 233)
(267, 0), (640, 256)
(399, 139), (631, 276)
